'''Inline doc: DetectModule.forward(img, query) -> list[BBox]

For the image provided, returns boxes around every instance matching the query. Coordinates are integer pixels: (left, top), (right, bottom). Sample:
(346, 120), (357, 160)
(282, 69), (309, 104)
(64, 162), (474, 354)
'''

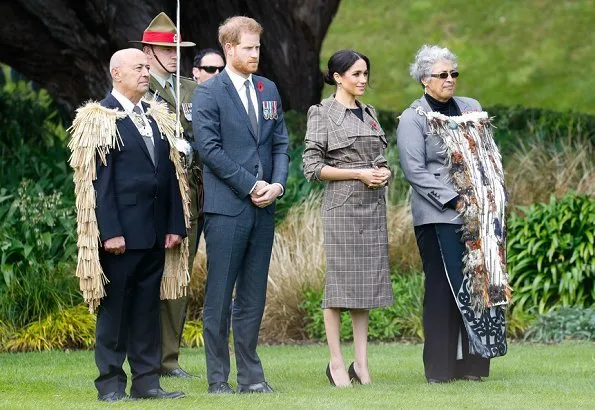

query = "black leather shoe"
(459, 375), (482, 381)
(348, 362), (362, 384)
(326, 364), (336, 386)
(208, 382), (235, 394)
(130, 387), (185, 400)
(98, 391), (127, 402)
(237, 381), (274, 394)
(427, 377), (451, 384)
(162, 368), (201, 379)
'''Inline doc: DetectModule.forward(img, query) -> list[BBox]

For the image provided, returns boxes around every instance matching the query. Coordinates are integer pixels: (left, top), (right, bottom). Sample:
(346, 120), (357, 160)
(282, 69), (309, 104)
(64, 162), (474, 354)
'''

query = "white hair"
(409, 44), (458, 84)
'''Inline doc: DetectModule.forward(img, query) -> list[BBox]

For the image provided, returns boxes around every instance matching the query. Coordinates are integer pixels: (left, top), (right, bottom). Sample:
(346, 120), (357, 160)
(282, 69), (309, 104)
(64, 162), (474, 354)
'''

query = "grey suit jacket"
(396, 95), (482, 226)
(191, 70), (289, 216)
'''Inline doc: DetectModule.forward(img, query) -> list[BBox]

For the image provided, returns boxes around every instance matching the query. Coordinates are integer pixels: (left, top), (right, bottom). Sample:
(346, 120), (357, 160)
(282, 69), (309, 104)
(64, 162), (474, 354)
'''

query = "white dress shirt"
(225, 68), (259, 123)
(111, 89), (153, 141)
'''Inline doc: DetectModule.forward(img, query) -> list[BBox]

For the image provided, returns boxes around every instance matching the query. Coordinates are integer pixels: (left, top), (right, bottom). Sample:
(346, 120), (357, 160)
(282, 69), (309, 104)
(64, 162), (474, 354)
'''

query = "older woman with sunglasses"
(192, 48), (225, 84)
(396, 44), (508, 384)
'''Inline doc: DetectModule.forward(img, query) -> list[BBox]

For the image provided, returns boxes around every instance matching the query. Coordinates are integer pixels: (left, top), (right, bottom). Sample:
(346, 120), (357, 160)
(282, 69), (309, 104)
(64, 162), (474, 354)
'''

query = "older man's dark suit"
(192, 71), (289, 385)
(93, 93), (186, 396)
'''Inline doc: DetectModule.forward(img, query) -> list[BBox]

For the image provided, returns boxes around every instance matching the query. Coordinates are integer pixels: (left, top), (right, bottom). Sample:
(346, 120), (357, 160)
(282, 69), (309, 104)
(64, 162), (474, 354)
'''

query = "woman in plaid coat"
(303, 50), (394, 387)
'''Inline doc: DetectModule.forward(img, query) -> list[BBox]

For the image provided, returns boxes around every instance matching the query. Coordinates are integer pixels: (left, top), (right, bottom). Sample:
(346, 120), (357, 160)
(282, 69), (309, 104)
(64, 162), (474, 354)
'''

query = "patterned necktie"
(244, 80), (258, 136)
(133, 106), (155, 165)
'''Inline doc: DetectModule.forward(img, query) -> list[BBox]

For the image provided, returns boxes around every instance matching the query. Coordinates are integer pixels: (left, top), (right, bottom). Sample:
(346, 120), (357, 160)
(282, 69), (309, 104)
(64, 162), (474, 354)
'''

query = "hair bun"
(323, 70), (336, 86)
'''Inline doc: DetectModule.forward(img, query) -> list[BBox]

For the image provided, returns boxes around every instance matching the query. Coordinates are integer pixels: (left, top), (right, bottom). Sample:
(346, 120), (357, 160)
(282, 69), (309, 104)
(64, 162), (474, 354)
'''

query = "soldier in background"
(131, 12), (202, 379)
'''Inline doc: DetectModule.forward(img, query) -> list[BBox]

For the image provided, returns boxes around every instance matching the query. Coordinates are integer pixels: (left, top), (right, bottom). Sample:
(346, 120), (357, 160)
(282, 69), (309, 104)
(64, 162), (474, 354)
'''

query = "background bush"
(507, 193), (595, 314)
(523, 307), (595, 343)
(2, 304), (95, 352)
(0, 180), (79, 328)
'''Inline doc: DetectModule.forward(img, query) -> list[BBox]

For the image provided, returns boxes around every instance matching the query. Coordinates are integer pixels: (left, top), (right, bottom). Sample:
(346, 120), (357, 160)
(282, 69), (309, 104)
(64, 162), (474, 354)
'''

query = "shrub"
(301, 271), (424, 342)
(508, 193), (595, 314)
(504, 134), (594, 206)
(182, 319), (204, 348)
(0, 65), (72, 194)
(0, 180), (79, 327)
(523, 307), (595, 343)
(2, 304), (95, 352)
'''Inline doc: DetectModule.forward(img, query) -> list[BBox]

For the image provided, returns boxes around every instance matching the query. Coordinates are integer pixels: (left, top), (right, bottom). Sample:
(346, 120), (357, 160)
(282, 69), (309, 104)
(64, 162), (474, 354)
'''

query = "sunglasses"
(430, 71), (459, 79)
(199, 66), (225, 74)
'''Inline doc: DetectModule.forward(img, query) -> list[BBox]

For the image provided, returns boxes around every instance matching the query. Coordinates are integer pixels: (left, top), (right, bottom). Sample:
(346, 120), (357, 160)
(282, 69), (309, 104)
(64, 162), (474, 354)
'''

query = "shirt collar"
(151, 72), (174, 91)
(225, 67), (253, 92)
(111, 89), (143, 114)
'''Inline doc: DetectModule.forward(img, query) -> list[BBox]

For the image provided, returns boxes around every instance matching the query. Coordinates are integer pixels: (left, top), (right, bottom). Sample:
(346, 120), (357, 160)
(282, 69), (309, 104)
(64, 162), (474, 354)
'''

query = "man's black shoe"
(130, 387), (185, 400)
(161, 368), (201, 379)
(426, 377), (451, 384)
(208, 382), (235, 394)
(237, 381), (274, 394)
(98, 391), (127, 402)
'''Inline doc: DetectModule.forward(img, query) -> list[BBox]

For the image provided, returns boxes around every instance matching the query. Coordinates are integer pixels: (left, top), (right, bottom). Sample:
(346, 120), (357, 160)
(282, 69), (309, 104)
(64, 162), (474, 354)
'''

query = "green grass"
(321, 0), (595, 114)
(0, 343), (593, 409)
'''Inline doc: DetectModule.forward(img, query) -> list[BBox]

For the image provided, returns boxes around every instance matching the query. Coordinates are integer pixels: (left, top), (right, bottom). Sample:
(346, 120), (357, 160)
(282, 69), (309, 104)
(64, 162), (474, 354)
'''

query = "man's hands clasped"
(251, 180), (283, 208)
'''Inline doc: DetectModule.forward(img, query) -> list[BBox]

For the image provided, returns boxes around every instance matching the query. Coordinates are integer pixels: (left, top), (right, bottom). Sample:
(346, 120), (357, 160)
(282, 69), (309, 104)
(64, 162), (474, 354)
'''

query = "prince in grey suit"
(191, 16), (289, 394)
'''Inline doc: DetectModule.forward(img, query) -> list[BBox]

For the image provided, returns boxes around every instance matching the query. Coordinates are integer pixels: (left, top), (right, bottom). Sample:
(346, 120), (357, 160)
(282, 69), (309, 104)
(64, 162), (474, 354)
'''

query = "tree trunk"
(0, 0), (339, 113)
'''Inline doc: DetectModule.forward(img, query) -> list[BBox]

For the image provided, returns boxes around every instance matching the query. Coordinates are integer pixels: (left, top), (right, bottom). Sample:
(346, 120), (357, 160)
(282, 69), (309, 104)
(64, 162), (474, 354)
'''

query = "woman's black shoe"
(326, 364), (336, 386)
(426, 377), (451, 384)
(348, 362), (362, 384)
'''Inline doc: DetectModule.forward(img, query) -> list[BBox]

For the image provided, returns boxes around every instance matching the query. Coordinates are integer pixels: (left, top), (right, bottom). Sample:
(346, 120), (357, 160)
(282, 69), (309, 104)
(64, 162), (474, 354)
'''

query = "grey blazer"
(396, 95), (482, 226)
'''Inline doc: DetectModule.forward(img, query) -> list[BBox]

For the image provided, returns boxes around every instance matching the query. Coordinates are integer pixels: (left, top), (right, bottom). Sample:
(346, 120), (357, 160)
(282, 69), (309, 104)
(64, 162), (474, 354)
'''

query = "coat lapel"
(150, 75), (175, 108)
(253, 77), (263, 142)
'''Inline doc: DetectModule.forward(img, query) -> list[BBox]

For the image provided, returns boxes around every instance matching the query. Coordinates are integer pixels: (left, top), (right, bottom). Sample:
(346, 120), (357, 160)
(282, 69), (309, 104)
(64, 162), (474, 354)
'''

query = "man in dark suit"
(192, 16), (289, 394)
(92, 48), (186, 401)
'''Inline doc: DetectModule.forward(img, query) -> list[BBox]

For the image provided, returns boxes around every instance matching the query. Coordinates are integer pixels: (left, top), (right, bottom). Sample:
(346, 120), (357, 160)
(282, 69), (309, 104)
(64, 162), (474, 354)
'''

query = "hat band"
(143, 31), (180, 43)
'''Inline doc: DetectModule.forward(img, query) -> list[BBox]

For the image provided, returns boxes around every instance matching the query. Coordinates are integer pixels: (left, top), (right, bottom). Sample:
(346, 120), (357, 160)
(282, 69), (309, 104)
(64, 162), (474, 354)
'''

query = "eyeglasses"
(199, 66), (225, 74)
(430, 71), (459, 79)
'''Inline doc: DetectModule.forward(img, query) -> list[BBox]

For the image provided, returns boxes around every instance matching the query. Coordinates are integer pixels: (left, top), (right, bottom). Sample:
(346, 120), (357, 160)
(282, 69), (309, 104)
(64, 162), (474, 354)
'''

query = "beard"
(231, 57), (258, 75)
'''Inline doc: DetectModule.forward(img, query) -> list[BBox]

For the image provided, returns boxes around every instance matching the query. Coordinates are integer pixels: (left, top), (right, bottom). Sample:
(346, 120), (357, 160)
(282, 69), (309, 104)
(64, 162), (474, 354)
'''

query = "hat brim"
(130, 40), (196, 47)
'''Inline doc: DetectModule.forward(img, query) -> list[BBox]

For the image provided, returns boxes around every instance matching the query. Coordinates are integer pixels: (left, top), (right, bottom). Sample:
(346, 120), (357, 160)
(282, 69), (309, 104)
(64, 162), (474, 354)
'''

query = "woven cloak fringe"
(67, 98), (190, 313)
(425, 111), (511, 312)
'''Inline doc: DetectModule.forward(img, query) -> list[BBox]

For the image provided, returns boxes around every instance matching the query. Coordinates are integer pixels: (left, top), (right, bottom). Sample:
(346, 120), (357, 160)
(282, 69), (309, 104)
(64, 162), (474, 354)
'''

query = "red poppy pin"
(370, 120), (378, 130)
(257, 81), (264, 92)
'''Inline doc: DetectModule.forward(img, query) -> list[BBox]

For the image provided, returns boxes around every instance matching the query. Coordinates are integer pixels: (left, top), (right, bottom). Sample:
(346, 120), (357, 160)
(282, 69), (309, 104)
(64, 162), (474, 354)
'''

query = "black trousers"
(414, 223), (489, 381)
(202, 205), (275, 385)
(94, 245), (164, 395)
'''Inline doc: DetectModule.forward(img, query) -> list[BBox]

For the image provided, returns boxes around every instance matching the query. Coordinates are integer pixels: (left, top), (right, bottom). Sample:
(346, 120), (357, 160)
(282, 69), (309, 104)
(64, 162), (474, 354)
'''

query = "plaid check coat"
(303, 97), (394, 309)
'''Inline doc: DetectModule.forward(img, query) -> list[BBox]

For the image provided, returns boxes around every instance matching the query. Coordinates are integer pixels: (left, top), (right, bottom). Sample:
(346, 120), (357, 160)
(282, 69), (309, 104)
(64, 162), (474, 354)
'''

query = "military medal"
(182, 102), (192, 121)
(262, 100), (278, 120)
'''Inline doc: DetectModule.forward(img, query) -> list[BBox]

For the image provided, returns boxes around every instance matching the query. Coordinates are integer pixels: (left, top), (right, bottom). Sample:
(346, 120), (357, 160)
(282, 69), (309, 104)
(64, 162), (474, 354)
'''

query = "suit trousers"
(94, 245), (164, 395)
(202, 205), (275, 385)
(414, 223), (490, 381)
(160, 168), (203, 372)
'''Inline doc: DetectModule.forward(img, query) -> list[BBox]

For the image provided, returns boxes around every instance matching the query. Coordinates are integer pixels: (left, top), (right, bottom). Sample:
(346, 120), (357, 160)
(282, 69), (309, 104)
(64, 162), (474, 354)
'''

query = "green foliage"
(301, 271), (424, 341)
(182, 319), (204, 348)
(523, 307), (595, 343)
(0, 180), (79, 327)
(2, 304), (95, 352)
(508, 193), (595, 314)
(0, 65), (72, 193)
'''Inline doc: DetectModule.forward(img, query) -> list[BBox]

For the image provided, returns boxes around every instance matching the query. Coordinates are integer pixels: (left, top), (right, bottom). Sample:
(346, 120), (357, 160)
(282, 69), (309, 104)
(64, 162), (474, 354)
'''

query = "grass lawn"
(0, 342), (593, 409)
(321, 0), (595, 114)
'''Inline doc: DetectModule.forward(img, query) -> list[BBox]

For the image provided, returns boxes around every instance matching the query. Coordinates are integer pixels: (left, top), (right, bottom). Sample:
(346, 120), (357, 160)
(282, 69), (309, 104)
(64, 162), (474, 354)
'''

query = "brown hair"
(218, 16), (263, 48)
